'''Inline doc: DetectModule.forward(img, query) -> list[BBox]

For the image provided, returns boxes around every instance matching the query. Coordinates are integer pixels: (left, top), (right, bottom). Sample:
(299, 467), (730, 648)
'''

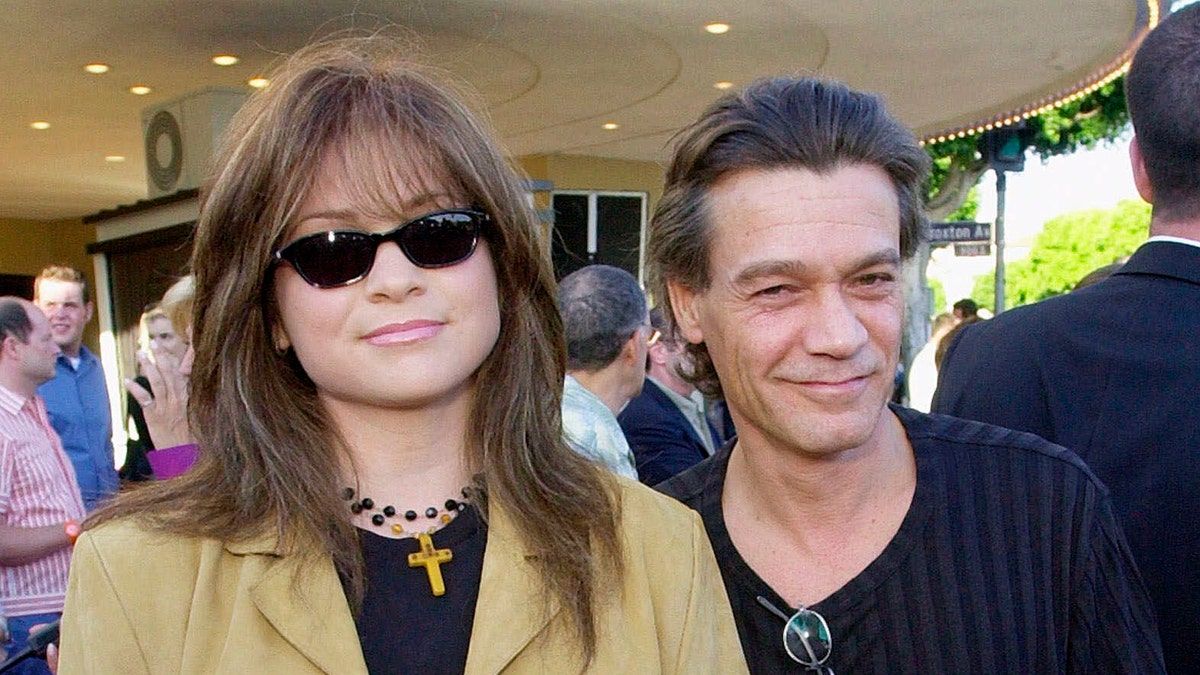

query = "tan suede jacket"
(59, 480), (748, 674)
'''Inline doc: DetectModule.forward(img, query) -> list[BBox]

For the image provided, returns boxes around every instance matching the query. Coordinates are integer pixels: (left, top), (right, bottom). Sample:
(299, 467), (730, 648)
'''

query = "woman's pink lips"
(363, 320), (443, 345)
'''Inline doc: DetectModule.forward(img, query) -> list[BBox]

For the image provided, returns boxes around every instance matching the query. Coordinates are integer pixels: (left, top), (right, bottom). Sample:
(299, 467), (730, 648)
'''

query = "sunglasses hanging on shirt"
(757, 595), (835, 674)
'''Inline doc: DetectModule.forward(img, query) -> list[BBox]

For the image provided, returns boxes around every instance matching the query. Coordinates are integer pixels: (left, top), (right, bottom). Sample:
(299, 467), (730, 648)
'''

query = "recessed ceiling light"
(105, 155), (126, 163)
(601, 122), (620, 130)
(247, 77), (270, 89)
(30, 121), (50, 130)
(212, 54), (239, 66)
(129, 85), (152, 95)
(713, 80), (734, 90)
(705, 22), (731, 34)
(84, 63), (110, 74)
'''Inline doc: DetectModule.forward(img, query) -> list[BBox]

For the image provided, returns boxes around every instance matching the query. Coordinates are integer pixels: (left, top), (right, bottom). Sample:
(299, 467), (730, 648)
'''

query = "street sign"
(929, 221), (992, 244)
(954, 242), (992, 257)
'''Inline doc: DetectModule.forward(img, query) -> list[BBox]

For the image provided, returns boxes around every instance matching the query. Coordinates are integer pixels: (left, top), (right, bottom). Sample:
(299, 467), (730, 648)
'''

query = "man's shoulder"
(76, 346), (109, 381)
(954, 292), (1079, 345)
(654, 448), (726, 508)
(618, 383), (690, 437)
(897, 406), (1102, 487)
(618, 381), (672, 420)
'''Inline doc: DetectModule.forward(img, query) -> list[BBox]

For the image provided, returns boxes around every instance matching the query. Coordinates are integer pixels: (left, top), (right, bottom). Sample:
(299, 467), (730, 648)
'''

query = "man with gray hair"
(557, 264), (652, 480)
(649, 75), (1163, 672)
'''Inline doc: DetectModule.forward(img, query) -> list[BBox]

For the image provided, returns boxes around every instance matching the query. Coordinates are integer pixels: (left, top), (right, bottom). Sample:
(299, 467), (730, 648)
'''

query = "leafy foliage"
(928, 276), (947, 317)
(969, 199), (1150, 310)
(1026, 79), (1129, 160)
(945, 187), (979, 222)
(924, 77), (1130, 213)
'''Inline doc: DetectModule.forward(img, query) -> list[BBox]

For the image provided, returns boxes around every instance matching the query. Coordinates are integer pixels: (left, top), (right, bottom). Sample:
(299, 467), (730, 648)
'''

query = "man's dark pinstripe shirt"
(657, 406), (1165, 674)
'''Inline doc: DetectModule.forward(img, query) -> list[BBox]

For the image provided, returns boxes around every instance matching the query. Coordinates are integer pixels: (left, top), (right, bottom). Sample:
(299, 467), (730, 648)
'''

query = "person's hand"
(27, 622), (55, 674)
(125, 347), (193, 449)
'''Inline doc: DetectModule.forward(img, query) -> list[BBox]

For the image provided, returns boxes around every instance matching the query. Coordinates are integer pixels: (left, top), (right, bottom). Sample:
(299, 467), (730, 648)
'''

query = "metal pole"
(994, 169), (1006, 314)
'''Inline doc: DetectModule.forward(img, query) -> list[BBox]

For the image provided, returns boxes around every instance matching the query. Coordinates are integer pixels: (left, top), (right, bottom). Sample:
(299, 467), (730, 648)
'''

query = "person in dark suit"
(934, 7), (1200, 672)
(618, 308), (718, 485)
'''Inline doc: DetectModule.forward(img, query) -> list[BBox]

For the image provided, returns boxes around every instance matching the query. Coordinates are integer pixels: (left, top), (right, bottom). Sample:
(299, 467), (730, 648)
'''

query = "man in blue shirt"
(34, 265), (117, 511)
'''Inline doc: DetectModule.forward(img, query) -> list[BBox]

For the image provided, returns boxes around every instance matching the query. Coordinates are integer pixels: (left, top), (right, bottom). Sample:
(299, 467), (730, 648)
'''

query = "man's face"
(18, 304), (61, 384)
(669, 165), (904, 458)
(649, 334), (695, 393)
(35, 278), (92, 356)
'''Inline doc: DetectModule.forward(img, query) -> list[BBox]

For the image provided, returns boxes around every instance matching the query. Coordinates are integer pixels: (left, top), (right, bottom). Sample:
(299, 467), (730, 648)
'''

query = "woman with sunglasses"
(57, 35), (747, 674)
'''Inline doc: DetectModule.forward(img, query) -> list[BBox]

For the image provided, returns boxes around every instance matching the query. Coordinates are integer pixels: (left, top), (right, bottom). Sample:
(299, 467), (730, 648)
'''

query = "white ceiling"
(0, 0), (1160, 221)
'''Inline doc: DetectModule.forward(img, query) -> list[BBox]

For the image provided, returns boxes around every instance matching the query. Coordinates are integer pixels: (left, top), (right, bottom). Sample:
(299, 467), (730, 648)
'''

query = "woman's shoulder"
(83, 516), (182, 548)
(612, 476), (707, 550)
(616, 474), (698, 514)
(78, 516), (255, 569)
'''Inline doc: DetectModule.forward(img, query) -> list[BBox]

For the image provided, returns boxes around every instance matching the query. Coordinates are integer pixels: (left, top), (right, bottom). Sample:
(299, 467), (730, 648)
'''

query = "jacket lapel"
(647, 379), (714, 455)
(234, 537), (369, 674)
(464, 505), (560, 674)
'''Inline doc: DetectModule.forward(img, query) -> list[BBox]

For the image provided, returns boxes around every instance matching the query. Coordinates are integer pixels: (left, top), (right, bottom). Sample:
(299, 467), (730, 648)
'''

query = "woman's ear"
(271, 323), (291, 353)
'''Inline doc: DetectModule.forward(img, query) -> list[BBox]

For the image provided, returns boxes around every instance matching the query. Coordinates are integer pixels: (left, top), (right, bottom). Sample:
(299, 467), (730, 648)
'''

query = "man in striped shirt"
(0, 297), (85, 675)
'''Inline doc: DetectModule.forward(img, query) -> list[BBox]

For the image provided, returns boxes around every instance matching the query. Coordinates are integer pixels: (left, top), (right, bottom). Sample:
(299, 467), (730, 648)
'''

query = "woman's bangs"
(325, 119), (465, 222)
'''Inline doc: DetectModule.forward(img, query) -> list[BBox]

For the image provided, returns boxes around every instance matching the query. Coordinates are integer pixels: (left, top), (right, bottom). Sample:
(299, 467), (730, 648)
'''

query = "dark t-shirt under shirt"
(657, 406), (1164, 674)
(356, 505), (486, 674)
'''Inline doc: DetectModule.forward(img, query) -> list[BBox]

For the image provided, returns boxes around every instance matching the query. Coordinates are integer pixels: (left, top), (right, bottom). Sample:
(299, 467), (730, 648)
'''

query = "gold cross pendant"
(408, 532), (453, 596)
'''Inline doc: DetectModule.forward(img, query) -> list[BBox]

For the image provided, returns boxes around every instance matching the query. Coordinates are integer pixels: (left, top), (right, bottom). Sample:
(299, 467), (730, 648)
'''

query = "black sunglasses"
(757, 595), (834, 674)
(273, 208), (489, 288)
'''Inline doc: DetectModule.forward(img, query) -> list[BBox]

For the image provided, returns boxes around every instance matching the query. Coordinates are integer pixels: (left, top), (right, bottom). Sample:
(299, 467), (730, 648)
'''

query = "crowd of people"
(0, 4), (1196, 673)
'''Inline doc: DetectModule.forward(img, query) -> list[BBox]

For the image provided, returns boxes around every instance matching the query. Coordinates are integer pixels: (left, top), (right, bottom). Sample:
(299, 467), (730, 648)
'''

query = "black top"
(657, 405), (1165, 674)
(356, 505), (486, 674)
(120, 376), (154, 481)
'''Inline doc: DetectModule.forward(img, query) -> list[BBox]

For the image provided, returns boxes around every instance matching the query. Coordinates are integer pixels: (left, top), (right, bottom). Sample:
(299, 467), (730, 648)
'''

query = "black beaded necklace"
(342, 487), (468, 537)
(343, 486), (471, 597)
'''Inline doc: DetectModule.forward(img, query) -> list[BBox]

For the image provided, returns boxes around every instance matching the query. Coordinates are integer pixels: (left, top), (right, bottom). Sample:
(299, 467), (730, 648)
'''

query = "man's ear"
(84, 301), (95, 324)
(620, 330), (642, 365)
(1130, 137), (1154, 205)
(667, 281), (705, 345)
(0, 335), (16, 360)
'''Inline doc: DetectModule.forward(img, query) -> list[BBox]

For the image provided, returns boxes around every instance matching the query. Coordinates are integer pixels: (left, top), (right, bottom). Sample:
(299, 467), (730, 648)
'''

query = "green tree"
(928, 276), (947, 317)
(924, 78), (1129, 219)
(970, 199), (1150, 310)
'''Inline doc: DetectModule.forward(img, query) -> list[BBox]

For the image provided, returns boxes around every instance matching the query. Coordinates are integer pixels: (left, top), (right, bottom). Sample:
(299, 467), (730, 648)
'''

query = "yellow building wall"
(517, 154), (666, 211)
(0, 216), (101, 349)
(517, 154), (667, 289)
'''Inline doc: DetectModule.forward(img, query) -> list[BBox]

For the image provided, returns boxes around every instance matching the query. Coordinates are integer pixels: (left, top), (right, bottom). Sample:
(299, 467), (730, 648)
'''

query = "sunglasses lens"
(399, 211), (480, 268)
(282, 232), (376, 288)
(783, 609), (832, 666)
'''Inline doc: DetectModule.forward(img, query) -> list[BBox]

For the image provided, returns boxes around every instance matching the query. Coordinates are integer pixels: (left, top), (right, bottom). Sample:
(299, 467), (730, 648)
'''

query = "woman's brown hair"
(90, 33), (622, 661)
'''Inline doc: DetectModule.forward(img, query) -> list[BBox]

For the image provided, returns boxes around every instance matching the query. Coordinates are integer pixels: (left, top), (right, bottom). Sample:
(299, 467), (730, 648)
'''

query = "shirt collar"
(647, 375), (701, 411)
(0, 382), (32, 415)
(1146, 235), (1200, 250)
